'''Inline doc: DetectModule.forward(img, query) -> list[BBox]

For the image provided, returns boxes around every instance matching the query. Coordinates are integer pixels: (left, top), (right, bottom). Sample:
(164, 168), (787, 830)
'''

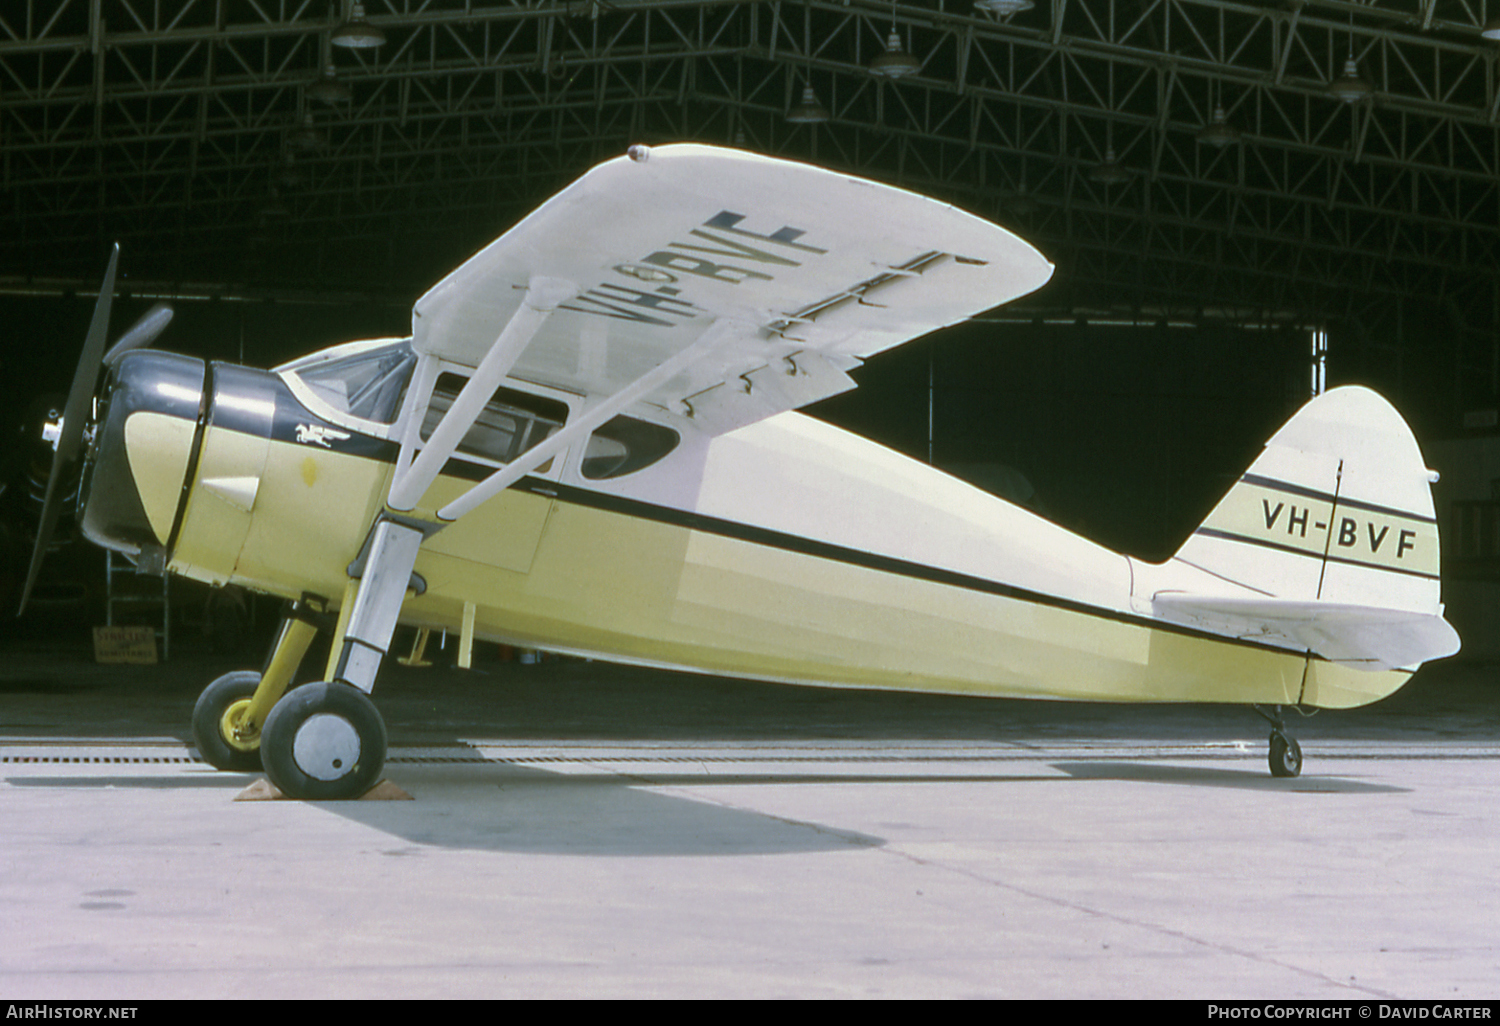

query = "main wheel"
(1269, 732), (1303, 778)
(260, 681), (387, 800)
(192, 671), (265, 772)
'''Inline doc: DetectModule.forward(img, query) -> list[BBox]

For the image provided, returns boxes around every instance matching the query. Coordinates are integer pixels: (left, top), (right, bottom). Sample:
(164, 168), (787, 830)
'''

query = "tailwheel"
(1254, 704), (1306, 779)
(1268, 731), (1303, 778)
(192, 671), (265, 772)
(260, 681), (387, 801)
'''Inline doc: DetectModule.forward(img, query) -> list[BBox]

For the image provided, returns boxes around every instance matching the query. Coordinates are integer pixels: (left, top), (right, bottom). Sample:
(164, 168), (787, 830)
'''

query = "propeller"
(104, 302), (173, 366)
(17, 245), (127, 616)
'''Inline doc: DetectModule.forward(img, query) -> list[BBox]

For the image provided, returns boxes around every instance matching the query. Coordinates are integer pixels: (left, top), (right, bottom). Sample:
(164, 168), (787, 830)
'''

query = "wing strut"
(435, 317), (745, 522)
(387, 275), (577, 513)
(329, 317), (743, 695)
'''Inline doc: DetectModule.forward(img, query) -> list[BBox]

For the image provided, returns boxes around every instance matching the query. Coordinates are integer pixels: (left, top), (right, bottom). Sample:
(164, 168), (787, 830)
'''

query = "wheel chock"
(234, 777), (413, 802)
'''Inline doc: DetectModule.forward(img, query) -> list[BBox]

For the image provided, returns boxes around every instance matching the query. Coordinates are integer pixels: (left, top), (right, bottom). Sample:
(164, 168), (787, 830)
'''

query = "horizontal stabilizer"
(1152, 593), (1461, 672)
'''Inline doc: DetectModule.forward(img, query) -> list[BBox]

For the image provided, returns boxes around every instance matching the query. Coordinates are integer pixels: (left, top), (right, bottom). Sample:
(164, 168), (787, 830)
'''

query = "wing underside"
(410, 145), (1054, 435)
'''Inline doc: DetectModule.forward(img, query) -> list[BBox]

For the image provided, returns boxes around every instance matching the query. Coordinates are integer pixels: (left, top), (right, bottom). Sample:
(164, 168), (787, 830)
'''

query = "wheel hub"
(291, 712), (362, 781)
(220, 698), (260, 750)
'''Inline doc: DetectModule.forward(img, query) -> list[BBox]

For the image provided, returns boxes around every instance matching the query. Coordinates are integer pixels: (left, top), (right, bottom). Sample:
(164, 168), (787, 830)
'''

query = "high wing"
(409, 144), (1053, 437)
(365, 144), (1055, 703)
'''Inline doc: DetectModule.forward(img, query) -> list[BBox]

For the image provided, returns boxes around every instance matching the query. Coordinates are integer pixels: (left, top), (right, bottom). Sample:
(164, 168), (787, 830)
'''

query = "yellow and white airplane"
(23, 145), (1460, 799)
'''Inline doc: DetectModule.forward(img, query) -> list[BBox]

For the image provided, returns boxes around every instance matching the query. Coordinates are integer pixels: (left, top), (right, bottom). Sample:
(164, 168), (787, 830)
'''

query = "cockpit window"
(298, 344), (416, 424)
(582, 416), (680, 479)
(421, 374), (569, 465)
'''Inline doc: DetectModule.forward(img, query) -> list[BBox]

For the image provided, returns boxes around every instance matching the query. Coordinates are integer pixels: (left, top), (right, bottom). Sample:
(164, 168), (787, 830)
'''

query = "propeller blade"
(103, 302), (173, 365)
(18, 243), (120, 616)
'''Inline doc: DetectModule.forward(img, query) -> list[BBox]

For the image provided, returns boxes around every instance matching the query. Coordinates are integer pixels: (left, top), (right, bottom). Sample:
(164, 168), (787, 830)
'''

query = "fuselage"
(79, 339), (1410, 709)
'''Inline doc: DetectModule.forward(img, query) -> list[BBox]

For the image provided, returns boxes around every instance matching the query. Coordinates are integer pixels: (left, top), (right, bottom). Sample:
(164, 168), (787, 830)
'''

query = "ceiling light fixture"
(1482, 17), (1500, 40)
(787, 85), (830, 124)
(290, 114), (326, 152)
(331, 2), (385, 49)
(1328, 13), (1369, 104)
(1006, 191), (1037, 216)
(870, 30), (921, 78)
(259, 191), (291, 221)
(973, 0), (1034, 14)
(1196, 106), (1241, 147)
(1088, 148), (1132, 185)
(1326, 57), (1371, 103)
(307, 62), (351, 105)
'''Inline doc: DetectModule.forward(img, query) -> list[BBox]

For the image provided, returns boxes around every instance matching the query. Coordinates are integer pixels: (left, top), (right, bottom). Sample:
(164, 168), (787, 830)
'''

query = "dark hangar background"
(1, 1), (1496, 646)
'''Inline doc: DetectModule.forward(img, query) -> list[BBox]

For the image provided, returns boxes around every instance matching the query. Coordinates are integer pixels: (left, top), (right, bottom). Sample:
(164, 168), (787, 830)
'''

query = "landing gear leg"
(1253, 704), (1304, 778)
(258, 516), (422, 800)
(192, 602), (322, 771)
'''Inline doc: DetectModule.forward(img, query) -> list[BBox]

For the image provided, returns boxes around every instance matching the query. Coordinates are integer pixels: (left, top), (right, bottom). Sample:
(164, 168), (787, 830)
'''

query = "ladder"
(104, 550), (169, 661)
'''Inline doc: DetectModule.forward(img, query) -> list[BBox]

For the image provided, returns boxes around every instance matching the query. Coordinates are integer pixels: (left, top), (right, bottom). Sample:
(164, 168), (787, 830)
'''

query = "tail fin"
(1160, 386), (1459, 671)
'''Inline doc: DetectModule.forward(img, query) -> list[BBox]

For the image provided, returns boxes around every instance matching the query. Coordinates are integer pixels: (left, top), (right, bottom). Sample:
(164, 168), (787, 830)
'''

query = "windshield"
(296, 343), (417, 424)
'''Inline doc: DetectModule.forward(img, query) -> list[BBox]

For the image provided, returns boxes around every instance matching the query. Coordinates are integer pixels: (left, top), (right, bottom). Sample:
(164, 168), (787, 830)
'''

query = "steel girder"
(1, 1), (1498, 358)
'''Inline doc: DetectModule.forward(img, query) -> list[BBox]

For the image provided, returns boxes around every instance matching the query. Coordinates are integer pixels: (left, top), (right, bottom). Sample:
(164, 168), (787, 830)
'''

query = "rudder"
(1174, 386), (1443, 614)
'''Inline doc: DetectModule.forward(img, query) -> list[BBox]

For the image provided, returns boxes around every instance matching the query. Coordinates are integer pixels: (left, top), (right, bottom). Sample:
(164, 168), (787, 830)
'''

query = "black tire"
(191, 670), (265, 772)
(260, 681), (387, 801)
(1269, 732), (1303, 778)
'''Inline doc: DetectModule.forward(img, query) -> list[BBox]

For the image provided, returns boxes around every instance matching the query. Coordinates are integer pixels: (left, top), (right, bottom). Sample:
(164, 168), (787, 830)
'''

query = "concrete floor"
(2, 635), (1498, 1000)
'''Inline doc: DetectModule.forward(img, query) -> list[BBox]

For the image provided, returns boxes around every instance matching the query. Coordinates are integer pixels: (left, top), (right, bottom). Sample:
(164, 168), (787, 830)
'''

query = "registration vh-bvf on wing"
(21, 144), (1460, 800)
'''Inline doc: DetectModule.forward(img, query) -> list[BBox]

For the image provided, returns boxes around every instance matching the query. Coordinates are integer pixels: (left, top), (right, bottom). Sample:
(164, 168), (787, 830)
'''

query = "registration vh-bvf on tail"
(22, 144), (1460, 799)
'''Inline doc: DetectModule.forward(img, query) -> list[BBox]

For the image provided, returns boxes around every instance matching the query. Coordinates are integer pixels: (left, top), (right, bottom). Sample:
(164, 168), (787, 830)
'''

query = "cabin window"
(582, 416), (680, 479)
(421, 374), (569, 465)
(298, 344), (416, 424)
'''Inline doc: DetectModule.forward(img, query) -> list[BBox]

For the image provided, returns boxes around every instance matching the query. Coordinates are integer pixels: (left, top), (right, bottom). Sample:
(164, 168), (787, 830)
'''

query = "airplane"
(19, 144), (1460, 800)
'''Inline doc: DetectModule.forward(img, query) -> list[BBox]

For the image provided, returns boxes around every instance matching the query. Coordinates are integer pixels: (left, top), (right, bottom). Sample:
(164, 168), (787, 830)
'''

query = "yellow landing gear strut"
(191, 602), (323, 771)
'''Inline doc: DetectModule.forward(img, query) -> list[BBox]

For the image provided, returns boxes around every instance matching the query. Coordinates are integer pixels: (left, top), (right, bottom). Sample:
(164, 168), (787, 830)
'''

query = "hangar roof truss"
(1, 1), (1498, 355)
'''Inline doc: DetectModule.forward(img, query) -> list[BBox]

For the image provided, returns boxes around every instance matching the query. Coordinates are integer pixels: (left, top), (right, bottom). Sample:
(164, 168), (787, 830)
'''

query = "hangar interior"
(1, 0), (1498, 658)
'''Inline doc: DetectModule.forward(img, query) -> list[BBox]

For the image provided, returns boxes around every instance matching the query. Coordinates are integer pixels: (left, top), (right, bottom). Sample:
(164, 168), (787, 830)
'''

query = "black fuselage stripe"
(1241, 474), (1436, 525)
(531, 479), (1328, 657)
(183, 406), (1337, 662)
(1192, 527), (1441, 581)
